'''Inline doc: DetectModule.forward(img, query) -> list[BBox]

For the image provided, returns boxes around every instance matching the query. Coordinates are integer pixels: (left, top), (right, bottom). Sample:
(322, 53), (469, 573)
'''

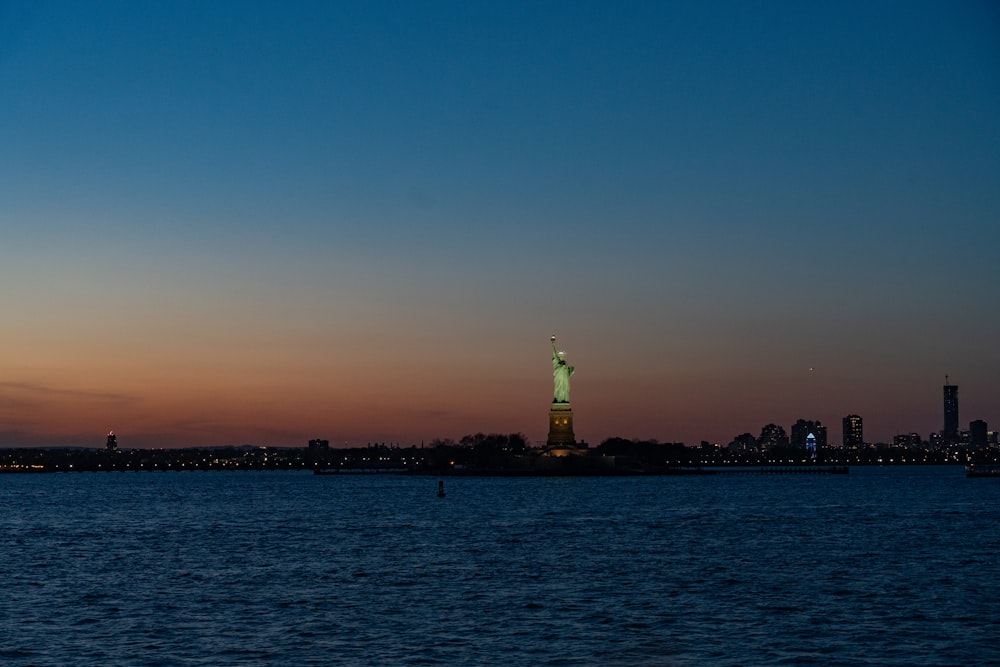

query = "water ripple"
(1, 468), (999, 665)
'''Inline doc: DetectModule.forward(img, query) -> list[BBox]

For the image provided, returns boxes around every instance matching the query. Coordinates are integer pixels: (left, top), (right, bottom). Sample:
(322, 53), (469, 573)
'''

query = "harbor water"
(2, 467), (998, 666)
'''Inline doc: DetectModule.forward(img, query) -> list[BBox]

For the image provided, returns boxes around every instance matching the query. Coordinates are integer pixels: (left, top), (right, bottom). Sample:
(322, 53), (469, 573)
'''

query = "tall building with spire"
(791, 419), (827, 449)
(942, 378), (959, 442)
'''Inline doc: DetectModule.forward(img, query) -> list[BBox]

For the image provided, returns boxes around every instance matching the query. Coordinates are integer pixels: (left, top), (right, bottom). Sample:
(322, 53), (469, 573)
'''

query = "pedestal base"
(547, 403), (576, 448)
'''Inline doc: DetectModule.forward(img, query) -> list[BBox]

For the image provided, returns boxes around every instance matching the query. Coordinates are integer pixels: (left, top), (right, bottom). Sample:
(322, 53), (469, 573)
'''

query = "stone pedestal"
(547, 403), (576, 448)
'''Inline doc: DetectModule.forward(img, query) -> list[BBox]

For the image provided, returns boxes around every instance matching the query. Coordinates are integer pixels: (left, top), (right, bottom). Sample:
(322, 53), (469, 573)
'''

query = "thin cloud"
(0, 381), (139, 404)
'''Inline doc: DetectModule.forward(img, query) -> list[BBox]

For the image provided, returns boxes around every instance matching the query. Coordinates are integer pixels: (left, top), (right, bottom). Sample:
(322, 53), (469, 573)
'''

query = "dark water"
(2, 467), (998, 666)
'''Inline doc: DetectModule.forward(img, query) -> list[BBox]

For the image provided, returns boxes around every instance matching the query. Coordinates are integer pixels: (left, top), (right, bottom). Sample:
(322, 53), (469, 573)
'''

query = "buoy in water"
(437, 480), (445, 498)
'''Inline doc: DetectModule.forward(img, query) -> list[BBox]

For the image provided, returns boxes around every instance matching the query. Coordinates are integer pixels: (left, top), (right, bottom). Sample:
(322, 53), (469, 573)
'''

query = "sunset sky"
(2, 1), (998, 448)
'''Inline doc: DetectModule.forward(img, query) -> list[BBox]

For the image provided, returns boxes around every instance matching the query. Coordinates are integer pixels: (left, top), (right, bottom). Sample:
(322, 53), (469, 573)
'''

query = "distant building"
(758, 423), (789, 450)
(842, 415), (863, 448)
(928, 432), (944, 450)
(308, 438), (330, 452)
(791, 419), (827, 449)
(969, 420), (988, 448)
(727, 432), (758, 452)
(893, 433), (921, 448)
(943, 381), (959, 441)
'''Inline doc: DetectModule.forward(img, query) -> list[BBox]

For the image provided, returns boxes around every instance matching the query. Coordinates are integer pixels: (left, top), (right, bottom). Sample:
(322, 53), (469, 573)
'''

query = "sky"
(1, 1), (999, 449)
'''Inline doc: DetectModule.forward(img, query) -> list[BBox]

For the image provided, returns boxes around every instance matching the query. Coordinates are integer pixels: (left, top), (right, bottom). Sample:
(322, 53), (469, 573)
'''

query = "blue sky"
(1, 1), (998, 447)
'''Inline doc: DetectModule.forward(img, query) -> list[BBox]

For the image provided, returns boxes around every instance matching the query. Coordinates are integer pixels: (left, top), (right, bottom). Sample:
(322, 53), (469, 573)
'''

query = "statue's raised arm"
(550, 335), (575, 404)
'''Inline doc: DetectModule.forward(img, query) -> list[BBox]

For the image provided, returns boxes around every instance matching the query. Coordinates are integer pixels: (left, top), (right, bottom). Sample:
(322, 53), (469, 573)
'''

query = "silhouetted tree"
(596, 438), (693, 466)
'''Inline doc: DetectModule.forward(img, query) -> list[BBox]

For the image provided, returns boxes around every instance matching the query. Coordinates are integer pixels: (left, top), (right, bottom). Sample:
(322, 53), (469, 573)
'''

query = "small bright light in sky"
(0, 1), (997, 448)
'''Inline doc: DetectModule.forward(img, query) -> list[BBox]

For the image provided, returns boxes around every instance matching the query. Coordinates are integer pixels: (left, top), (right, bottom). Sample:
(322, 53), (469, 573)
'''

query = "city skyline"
(2, 2), (999, 448)
(2, 366), (994, 450)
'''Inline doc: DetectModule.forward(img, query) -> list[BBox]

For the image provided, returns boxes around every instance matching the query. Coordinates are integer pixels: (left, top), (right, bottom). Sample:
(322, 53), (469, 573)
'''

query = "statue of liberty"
(550, 335), (575, 403)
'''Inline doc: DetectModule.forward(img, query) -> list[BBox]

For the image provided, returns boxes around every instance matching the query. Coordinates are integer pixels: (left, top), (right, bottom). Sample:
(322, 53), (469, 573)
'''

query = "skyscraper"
(969, 420), (988, 448)
(842, 414), (863, 448)
(943, 380), (959, 441)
